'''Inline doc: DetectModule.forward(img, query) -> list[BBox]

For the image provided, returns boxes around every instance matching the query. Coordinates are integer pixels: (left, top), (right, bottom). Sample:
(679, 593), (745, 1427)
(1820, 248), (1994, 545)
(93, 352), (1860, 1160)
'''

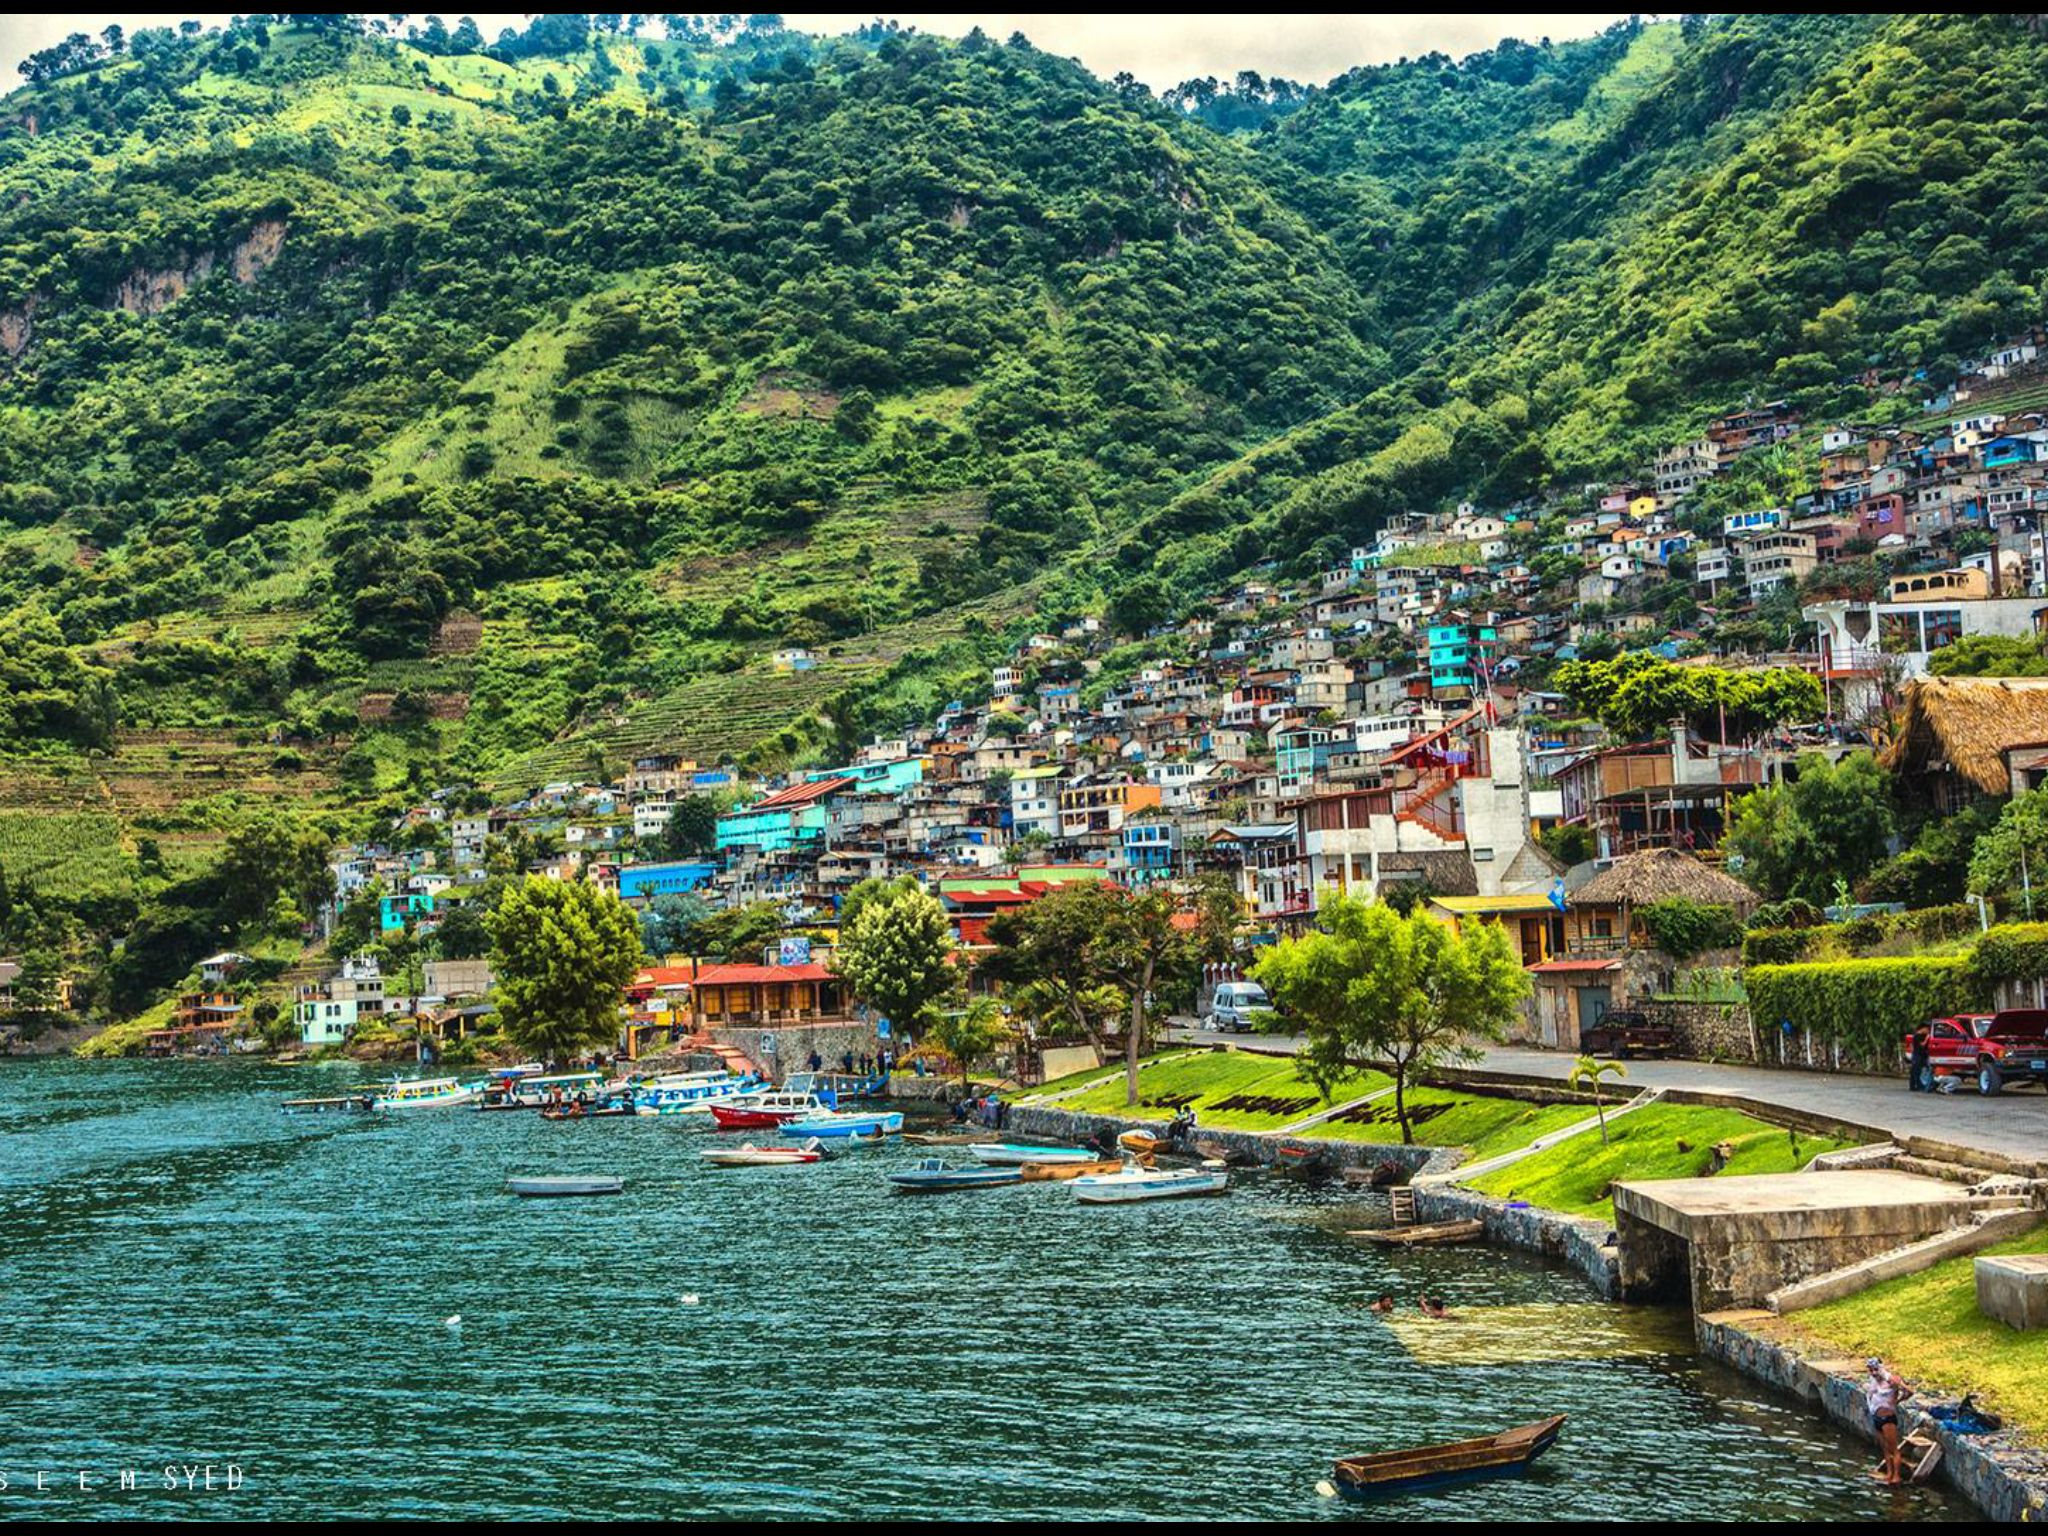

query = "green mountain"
(4, 12), (2048, 919)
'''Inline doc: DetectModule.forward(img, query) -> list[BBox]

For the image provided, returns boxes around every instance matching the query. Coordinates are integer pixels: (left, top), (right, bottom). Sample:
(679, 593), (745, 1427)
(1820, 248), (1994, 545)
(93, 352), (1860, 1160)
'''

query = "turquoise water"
(0, 1059), (1969, 1521)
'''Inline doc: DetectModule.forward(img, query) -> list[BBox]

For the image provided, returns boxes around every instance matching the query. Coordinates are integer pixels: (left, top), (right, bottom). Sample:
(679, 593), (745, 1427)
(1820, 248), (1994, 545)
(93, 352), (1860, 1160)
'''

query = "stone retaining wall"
(1411, 1184), (1622, 1297)
(1005, 1103), (1456, 1177)
(1645, 998), (1758, 1062)
(1697, 1311), (2048, 1522)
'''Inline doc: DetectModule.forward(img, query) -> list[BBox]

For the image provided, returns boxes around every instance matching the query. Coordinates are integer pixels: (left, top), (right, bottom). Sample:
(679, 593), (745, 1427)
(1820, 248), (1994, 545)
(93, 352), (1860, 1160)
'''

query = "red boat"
(708, 1091), (827, 1130)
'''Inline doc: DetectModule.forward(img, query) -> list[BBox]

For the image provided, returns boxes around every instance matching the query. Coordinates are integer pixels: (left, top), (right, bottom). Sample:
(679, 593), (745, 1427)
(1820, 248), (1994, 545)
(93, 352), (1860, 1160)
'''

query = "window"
(1921, 610), (1963, 652)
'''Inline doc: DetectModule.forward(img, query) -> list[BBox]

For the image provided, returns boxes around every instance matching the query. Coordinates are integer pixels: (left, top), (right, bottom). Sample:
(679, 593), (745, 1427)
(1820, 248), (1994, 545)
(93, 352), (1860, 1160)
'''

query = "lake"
(0, 1058), (1970, 1520)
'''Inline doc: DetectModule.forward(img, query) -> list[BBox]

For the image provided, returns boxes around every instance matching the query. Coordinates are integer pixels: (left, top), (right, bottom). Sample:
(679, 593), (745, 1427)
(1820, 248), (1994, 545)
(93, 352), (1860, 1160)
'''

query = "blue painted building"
(616, 861), (720, 905)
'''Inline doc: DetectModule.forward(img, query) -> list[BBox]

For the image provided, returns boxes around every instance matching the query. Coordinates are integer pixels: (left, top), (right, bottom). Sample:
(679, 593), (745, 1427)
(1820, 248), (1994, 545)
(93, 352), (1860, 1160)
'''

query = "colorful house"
(715, 776), (854, 855)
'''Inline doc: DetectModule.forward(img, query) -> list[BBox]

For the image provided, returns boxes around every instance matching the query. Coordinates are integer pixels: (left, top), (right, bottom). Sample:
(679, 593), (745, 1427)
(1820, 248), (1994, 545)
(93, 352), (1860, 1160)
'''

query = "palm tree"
(1569, 1054), (1628, 1143)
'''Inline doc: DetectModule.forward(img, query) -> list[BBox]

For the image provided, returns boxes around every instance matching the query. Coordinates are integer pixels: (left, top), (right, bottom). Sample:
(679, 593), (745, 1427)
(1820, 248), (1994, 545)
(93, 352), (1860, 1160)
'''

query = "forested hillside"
(5, 11), (2048, 929)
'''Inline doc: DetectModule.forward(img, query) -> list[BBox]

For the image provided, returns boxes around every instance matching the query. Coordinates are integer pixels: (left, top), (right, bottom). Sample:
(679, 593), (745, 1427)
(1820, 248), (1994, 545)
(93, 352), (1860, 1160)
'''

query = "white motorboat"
(1071, 1167), (1230, 1204)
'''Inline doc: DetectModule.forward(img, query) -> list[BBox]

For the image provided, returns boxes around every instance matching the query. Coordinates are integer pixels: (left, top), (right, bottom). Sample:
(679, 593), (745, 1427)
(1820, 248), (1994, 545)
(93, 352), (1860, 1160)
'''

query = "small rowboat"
(699, 1139), (826, 1167)
(887, 1158), (1022, 1192)
(1018, 1156), (1124, 1182)
(280, 1094), (374, 1115)
(1351, 1219), (1486, 1247)
(1329, 1416), (1566, 1500)
(506, 1175), (624, 1198)
(1116, 1130), (1167, 1157)
(1072, 1167), (1229, 1204)
(967, 1143), (1097, 1167)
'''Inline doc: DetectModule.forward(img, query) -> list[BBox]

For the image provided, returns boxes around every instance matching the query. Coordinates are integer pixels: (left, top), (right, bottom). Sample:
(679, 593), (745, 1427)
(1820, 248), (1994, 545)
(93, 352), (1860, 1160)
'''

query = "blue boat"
(887, 1158), (1022, 1192)
(777, 1110), (904, 1140)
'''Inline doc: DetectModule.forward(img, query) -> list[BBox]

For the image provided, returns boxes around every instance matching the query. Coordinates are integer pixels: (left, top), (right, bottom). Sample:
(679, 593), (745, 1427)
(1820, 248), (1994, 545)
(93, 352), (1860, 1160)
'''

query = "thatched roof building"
(1574, 847), (1757, 912)
(1883, 675), (2048, 808)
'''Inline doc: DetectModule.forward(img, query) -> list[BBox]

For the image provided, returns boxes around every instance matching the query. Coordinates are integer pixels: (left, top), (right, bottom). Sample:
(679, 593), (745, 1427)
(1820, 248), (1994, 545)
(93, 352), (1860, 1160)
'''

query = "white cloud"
(0, 13), (1631, 92)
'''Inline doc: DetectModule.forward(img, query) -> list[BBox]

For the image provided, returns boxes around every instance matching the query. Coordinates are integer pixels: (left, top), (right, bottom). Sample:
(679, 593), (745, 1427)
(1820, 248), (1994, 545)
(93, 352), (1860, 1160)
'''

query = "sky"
(0, 14), (1633, 92)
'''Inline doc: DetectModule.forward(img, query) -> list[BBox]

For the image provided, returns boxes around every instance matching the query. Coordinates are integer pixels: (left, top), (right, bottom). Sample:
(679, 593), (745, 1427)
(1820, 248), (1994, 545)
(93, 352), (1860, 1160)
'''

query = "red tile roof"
(634, 962), (837, 989)
(1527, 958), (1622, 974)
(749, 776), (855, 811)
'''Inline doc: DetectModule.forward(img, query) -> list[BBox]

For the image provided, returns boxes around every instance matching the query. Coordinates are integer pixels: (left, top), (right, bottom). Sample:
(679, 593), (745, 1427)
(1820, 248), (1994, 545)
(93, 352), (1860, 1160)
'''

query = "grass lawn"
(1305, 1086), (1593, 1156)
(1041, 1048), (1386, 1130)
(1766, 1227), (2048, 1441)
(1465, 1105), (1856, 1221)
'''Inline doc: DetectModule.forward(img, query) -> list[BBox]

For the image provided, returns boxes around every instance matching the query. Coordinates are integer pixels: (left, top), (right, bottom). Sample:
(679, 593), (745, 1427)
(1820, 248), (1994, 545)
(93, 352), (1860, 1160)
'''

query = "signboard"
(875, 1016), (891, 1040)
(778, 936), (812, 966)
(760, 1032), (777, 1058)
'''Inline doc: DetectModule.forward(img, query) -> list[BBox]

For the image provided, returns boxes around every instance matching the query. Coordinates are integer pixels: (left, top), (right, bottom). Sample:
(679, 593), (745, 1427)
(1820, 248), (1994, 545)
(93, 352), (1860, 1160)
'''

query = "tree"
(1724, 752), (1897, 903)
(486, 877), (643, 1063)
(686, 901), (784, 962)
(926, 997), (1011, 1090)
(654, 794), (720, 857)
(834, 884), (958, 1034)
(639, 891), (710, 958)
(1252, 897), (1528, 1144)
(1968, 785), (2048, 914)
(986, 876), (1234, 1105)
(1568, 1054), (1627, 1143)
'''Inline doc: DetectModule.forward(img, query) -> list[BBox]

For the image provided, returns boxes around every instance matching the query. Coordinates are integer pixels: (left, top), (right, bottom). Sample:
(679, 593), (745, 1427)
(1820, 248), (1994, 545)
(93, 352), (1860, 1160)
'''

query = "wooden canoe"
(1117, 1130), (1166, 1156)
(1350, 1219), (1485, 1246)
(1017, 1156), (1123, 1182)
(1332, 1415), (1565, 1499)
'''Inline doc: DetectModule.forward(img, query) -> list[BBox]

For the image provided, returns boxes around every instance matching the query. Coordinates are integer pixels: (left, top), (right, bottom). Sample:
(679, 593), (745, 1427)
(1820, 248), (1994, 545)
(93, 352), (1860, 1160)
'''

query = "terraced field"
(0, 810), (132, 898)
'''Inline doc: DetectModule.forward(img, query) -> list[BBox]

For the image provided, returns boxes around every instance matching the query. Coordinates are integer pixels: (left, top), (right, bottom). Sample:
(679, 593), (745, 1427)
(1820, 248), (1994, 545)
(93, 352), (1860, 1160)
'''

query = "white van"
(1207, 981), (1272, 1033)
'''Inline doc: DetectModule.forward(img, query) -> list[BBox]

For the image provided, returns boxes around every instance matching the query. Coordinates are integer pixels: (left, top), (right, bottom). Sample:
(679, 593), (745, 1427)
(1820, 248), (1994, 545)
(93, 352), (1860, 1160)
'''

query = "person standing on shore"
(1907, 1028), (1930, 1093)
(1865, 1358), (1910, 1484)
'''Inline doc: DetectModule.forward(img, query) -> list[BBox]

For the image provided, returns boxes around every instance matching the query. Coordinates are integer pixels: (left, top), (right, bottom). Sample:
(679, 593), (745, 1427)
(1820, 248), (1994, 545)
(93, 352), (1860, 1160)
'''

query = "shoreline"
(1009, 1092), (2041, 1522)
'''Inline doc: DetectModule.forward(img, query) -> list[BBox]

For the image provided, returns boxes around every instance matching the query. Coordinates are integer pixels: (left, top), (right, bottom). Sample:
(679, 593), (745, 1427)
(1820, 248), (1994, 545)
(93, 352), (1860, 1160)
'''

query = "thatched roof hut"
(1574, 848), (1757, 912)
(1883, 675), (2048, 806)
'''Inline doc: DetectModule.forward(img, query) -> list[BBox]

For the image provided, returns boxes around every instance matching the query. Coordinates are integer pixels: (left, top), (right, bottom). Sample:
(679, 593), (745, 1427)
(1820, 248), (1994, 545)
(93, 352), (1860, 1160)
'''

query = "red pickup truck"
(1905, 1010), (2048, 1095)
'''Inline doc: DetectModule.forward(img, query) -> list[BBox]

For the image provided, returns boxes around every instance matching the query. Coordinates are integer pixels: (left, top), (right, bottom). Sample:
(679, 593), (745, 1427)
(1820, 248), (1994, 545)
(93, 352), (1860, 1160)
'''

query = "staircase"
(1389, 1186), (1417, 1226)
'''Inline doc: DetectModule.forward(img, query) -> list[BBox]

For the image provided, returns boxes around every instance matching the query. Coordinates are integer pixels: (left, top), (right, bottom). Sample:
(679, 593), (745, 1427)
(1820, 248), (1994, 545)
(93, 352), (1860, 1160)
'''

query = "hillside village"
(91, 327), (2048, 1069)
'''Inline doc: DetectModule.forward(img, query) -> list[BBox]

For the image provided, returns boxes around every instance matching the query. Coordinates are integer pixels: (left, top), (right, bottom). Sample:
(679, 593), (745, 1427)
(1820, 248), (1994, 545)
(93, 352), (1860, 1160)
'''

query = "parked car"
(1207, 981), (1273, 1033)
(1904, 1011), (2048, 1095)
(1577, 1008), (1674, 1060)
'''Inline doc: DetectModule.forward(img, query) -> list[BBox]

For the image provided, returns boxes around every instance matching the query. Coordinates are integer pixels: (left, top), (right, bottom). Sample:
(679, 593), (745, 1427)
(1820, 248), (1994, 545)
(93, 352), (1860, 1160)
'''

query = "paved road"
(1161, 1026), (2047, 1171)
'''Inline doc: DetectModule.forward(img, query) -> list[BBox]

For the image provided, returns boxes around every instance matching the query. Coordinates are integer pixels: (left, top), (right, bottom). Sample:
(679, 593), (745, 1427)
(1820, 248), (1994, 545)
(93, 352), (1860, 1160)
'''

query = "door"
(1579, 986), (1611, 1035)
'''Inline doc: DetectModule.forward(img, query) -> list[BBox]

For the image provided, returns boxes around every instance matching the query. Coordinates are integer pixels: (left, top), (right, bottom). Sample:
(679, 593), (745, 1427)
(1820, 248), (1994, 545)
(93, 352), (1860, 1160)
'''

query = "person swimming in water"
(1368, 1292), (1395, 1314)
(1418, 1291), (1452, 1320)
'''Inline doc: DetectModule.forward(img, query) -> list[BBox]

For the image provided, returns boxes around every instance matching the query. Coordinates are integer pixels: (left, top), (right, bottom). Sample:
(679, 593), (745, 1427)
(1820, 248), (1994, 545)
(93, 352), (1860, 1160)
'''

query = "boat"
(540, 1095), (637, 1120)
(1117, 1130), (1168, 1157)
(372, 1076), (478, 1110)
(1328, 1416), (1566, 1500)
(632, 1070), (759, 1116)
(699, 1139), (826, 1167)
(708, 1090), (829, 1130)
(778, 1110), (904, 1140)
(1018, 1156), (1124, 1182)
(474, 1070), (605, 1111)
(783, 1069), (891, 1103)
(506, 1175), (624, 1197)
(887, 1158), (1024, 1192)
(967, 1143), (1098, 1167)
(280, 1093), (374, 1115)
(1071, 1167), (1230, 1204)
(1351, 1219), (1487, 1247)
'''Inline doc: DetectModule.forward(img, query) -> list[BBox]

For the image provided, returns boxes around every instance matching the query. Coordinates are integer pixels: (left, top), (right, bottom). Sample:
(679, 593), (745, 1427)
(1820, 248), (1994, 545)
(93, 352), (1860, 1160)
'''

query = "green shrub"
(1748, 898), (1823, 930)
(1641, 897), (1743, 959)
(1963, 922), (2048, 996)
(1742, 927), (1813, 967)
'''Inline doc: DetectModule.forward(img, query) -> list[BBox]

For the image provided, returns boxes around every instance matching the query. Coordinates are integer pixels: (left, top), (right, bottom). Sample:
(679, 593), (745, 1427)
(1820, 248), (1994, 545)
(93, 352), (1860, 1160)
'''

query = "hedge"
(1963, 922), (2048, 995)
(1744, 956), (1979, 1061)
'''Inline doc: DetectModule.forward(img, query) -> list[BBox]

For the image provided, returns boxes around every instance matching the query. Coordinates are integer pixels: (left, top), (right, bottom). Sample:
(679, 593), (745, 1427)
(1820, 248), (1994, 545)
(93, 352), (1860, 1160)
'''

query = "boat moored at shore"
(1071, 1167), (1230, 1204)
(372, 1076), (479, 1110)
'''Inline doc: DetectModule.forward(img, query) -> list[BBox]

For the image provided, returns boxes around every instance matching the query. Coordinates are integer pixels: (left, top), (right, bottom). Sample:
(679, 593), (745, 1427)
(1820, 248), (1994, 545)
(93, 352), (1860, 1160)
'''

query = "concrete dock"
(1612, 1169), (2004, 1311)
